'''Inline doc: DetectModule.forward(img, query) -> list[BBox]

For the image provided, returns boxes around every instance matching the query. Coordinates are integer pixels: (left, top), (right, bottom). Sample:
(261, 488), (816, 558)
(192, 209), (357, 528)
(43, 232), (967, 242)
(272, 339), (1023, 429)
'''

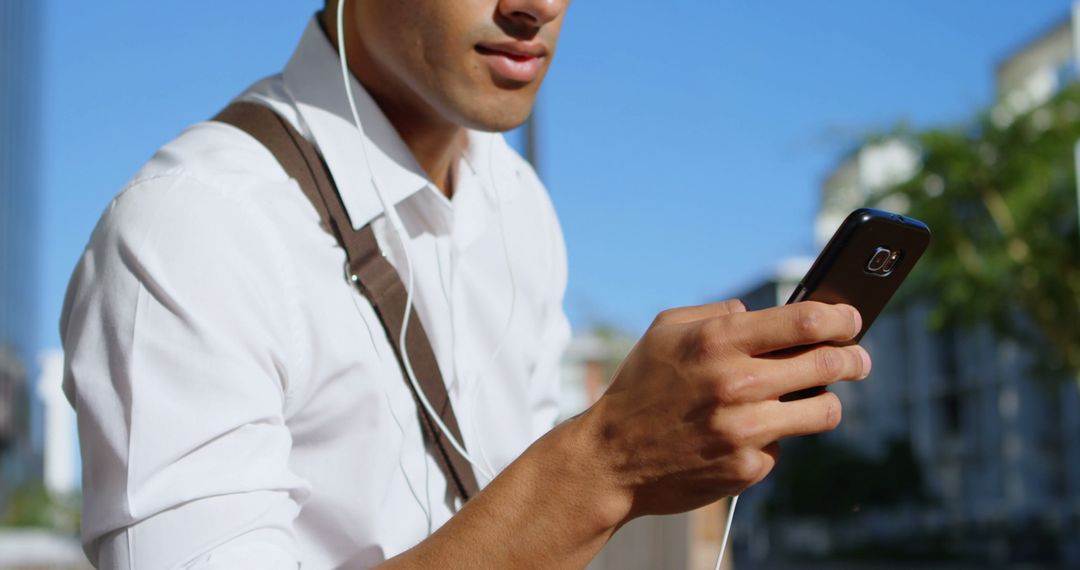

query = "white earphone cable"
(714, 494), (739, 570)
(338, 2), (739, 563)
(464, 135), (519, 479)
(336, 0), (506, 484)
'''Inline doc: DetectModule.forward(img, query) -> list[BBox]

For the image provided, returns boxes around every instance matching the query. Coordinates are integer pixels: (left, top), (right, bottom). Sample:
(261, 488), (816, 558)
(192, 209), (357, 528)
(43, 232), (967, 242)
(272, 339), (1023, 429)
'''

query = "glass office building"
(0, 0), (42, 495)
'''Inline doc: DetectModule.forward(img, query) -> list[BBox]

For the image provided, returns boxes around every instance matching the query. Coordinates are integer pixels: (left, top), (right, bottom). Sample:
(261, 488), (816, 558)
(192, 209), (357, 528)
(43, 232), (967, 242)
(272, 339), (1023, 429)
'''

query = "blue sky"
(38, 0), (1076, 352)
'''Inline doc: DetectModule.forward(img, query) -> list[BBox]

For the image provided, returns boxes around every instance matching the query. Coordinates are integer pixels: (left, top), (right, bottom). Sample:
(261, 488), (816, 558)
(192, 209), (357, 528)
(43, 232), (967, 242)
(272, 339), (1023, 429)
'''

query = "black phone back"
(786, 208), (931, 345)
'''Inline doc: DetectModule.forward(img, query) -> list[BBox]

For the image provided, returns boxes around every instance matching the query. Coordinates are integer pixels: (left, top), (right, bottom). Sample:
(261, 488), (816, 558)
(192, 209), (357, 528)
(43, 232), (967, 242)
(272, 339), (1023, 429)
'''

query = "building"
(725, 9), (1080, 565)
(993, 14), (1075, 127)
(815, 138), (920, 250)
(0, 0), (43, 503)
(36, 350), (77, 499)
(732, 276), (1080, 567)
(0, 351), (87, 569)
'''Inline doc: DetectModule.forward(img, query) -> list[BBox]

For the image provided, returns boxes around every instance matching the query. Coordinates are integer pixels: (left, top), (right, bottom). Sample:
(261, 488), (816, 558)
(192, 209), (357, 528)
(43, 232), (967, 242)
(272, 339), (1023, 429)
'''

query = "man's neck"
(321, 10), (465, 199)
(380, 106), (468, 199)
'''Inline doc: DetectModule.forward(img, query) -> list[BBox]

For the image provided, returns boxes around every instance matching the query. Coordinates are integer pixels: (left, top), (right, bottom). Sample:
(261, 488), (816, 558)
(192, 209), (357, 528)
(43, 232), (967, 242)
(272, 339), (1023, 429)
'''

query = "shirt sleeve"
(60, 172), (311, 569)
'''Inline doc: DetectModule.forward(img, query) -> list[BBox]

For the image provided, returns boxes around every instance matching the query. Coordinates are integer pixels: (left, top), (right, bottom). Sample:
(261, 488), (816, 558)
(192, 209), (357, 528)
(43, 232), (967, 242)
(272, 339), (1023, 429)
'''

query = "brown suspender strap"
(212, 102), (480, 502)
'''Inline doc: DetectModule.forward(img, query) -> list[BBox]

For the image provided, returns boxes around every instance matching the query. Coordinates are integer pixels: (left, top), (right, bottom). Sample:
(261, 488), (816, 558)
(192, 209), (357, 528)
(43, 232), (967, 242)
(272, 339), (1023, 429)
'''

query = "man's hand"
(583, 299), (870, 522)
(381, 299), (870, 569)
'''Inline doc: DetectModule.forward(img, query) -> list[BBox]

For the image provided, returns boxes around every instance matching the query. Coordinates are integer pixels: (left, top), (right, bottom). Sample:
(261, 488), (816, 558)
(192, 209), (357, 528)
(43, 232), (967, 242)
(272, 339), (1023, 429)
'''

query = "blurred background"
(2, 0), (1079, 568)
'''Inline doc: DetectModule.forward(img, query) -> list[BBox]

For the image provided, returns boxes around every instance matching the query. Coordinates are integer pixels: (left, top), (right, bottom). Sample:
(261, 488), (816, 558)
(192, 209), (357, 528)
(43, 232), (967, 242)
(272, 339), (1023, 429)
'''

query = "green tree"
(2, 483), (81, 534)
(884, 85), (1080, 382)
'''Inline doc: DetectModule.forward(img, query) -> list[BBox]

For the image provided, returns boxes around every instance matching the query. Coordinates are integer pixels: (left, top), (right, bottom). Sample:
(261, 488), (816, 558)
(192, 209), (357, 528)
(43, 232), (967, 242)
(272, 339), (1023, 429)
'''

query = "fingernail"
(851, 308), (863, 338)
(858, 347), (872, 378)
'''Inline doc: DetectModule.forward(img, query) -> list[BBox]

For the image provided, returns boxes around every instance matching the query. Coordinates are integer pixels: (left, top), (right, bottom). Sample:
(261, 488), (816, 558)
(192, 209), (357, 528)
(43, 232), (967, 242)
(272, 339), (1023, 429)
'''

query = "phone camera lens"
(881, 250), (902, 273)
(867, 247), (891, 272)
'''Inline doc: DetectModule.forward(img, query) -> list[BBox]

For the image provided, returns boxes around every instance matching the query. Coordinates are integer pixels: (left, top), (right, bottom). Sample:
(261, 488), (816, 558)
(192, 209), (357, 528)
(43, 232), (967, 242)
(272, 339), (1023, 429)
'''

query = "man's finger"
(727, 301), (861, 355)
(764, 345), (869, 399)
(767, 392), (843, 442)
(653, 299), (747, 326)
(712, 345), (869, 404)
(713, 392), (844, 448)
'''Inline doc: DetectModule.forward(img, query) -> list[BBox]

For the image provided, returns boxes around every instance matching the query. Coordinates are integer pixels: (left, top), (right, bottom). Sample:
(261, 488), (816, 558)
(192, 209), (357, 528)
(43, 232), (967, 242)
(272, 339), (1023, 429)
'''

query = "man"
(61, 0), (871, 568)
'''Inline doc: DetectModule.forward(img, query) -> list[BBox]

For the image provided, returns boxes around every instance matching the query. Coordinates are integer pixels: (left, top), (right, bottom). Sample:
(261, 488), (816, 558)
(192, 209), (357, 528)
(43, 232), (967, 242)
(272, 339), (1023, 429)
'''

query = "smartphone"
(779, 208), (931, 401)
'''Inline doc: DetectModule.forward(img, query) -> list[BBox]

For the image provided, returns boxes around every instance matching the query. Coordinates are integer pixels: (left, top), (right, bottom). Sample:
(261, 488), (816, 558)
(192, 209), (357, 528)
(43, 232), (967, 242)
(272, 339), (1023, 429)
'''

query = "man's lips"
(476, 41), (547, 83)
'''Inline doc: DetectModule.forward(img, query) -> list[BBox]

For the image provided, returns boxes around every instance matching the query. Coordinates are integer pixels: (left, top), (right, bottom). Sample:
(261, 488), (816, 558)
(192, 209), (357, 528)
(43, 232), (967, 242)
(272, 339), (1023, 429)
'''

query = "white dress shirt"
(61, 18), (570, 569)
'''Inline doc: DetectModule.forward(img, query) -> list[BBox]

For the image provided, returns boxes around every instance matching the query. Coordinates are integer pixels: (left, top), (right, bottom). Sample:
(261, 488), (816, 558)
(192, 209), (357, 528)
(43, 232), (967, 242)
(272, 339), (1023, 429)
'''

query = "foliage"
(1, 483), (80, 534)
(883, 85), (1080, 378)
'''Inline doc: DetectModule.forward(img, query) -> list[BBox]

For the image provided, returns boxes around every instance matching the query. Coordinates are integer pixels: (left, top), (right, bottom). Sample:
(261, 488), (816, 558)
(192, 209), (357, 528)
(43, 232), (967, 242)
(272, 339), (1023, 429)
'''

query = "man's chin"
(453, 100), (536, 133)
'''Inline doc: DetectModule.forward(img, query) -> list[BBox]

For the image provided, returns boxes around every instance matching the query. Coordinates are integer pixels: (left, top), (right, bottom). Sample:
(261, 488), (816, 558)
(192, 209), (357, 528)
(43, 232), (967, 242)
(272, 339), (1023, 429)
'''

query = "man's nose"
(498, 0), (565, 28)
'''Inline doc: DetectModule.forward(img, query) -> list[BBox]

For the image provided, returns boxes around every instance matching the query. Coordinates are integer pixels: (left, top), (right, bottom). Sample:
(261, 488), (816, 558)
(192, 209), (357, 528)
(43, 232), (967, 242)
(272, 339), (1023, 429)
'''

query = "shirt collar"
(282, 18), (434, 230)
(462, 128), (521, 205)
